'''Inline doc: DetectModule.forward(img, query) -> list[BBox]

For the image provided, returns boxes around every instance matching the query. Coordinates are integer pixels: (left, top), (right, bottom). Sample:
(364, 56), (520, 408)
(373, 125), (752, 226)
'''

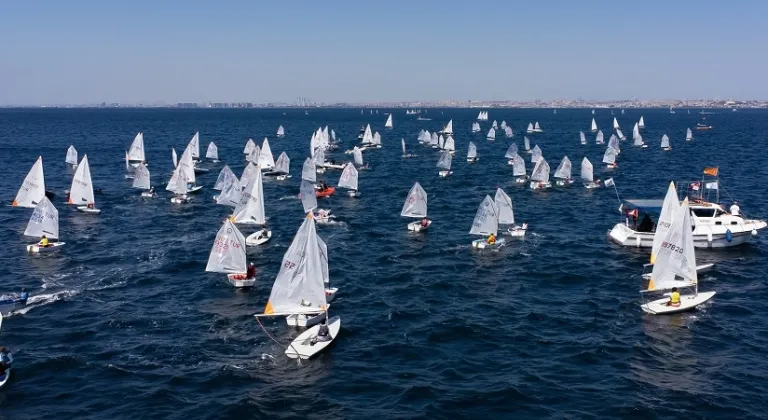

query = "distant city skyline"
(2, 1), (767, 105)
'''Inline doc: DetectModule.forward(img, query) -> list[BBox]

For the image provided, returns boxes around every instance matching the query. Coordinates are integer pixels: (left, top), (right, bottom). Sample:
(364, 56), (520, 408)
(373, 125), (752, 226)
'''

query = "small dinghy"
(206, 142), (219, 162)
(264, 152), (291, 179)
(640, 198), (716, 315)
(166, 156), (192, 204)
(0, 350), (14, 388)
(470, 195), (505, 249)
(529, 158), (551, 190)
(466, 142), (478, 163)
(511, 154), (528, 184)
(603, 146), (618, 169)
(69, 155), (101, 214)
(24, 196), (65, 253)
(338, 163), (360, 198)
(437, 150), (453, 177)
(284, 316), (341, 359)
(132, 163), (155, 198)
(66, 145), (78, 169)
(206, 218), (253, 288)
(554, 156), (573, 186)
(232, 168), (272, 244)
(661, 134), (672, 151)
(246, 229), (272, 246)
(277, 125), (285, 138)
(581, 157), (600, 188)
(126, 132), (146, 168)
(401, 138), (416, 158)
(12, 156), (47, 208)
(495, 188), (528, 238)
(402, 182), (430, 232)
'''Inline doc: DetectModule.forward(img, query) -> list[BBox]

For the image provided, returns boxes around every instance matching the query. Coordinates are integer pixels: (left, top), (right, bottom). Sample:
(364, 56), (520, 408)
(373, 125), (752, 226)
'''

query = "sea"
(0, 108), (767, 419)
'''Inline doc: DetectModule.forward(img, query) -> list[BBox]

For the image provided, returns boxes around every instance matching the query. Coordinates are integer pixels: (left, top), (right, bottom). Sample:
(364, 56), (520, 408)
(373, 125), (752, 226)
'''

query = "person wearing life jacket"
(487, 233), (496, 245)
(420, 217), (429, 228)
(19, 288), (29, 304)
(311, 318), (332, 345)
(39, 235), (50, 247)
(246, 263), (256, 279)
(0, 347), (12, 376)
(667, 287), (681, 307)
(87, 203), (94, 209)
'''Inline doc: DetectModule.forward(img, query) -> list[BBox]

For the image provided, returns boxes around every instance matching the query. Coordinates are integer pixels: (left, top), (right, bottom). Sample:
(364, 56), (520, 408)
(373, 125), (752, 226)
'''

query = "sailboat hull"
(285, 316), (341, 359)
(245, 230), (272, 246)
(506, 225), (527, 238)
(77, 206), (101, 214)
(408, 220), (431, 232)
(641, 291), (716, 315)
(472, 238), (506, 249)
(227, 273), (256, 288)
(27, 242), (66, 253)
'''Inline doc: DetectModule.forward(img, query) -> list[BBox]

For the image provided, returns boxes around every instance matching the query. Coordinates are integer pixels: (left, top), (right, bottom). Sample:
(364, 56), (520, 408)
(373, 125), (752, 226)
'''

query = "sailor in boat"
(487, 233), (496, 245)
(246, 263), (257, 280)
(310, 318), (332, 345)
(637, 213), (654, 233)
(607, 162), (618, 169)
(86, 203), (95, 210)
(667, 287), (681, 307)
(38, 235), (51, 248)
(0, 347), (12, 375)
(420, 217), (430, 228)
(730, 201), (740, 216)
(148, 187), (155, 195)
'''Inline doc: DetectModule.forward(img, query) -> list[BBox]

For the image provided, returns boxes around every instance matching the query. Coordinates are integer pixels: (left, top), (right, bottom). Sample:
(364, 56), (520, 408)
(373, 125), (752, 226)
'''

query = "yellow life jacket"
(670, 291), (681, 304)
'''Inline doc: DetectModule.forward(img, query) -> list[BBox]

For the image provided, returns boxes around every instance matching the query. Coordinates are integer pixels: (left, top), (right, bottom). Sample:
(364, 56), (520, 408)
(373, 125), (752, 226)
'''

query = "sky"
(1, 0), (767, 105)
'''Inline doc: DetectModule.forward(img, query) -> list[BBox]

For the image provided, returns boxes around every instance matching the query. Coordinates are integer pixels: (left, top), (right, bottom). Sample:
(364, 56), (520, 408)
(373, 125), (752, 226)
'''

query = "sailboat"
(526, 123), (534, 134)
(686, 128), (693, 142)
(524, 137), (531, 153)
(352, 147), (369, 170)
(133, 163), (155, 197)
(616, 128), (626, 141)
(286, 230), (338, 328)
(401, 182), (430, 231)
(554, 156), (573, 186)
(529, 159), (551, 190)
(214, 165), (237, 191)
(24, 196), (65, 253)
(188, 132), (201, 162)
(533, 121), (543, 133)
(608, 135), (621, 155)
(504, 126), (514, 138)
(495, 188), (527, 237)
(596, 130), (605, 144)
(264, 152), (291, 180)
(638, 116), (645, 129)
(166, 164), (190, 204)
(591, 118), (598, 133)
(436, 150), (453, 177)
(640, 198), (716, 314)
(233, 168), (272, 246)
(603, 147), (618, 169)
(178, 145), (203, 193)
(205, 218), (251, 287)
(277, 125), (285, 138)
(126, 133), (146, 167)
(492, 120), (498, 129)
(530, 145), (542, 164)
(505, 144), (518, 164)
(338, 163), (360, 198)
(440, 119), (453, 136)
(401, 139), (416, 158)
(467, 142), (478, 163)
(581, 157), (600, 189)
(259, 138), (276, 171)
(470, 195), (505, 249)
(172, 148), (178, 168)
(613, 117), (620, 130)
(661, 134), (672, 151)
(206, 142), (219, 162)
(471, 122), (481, 133)
(66, 146), (78, 169)
(254, 213), (340, 359)
(487, 127), (496, 141)
(69, 155), (101, 214)
(12, 157), (47, 208)
(385, 114), (393, 129)
(243, 138), (256, 156)
(580, 131), (587, 145)
(443, 136), (456, 155)
(512, 154), (527, 184)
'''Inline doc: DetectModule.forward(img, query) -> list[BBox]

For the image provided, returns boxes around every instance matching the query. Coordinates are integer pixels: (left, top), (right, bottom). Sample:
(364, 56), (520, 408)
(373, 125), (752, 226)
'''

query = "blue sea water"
(0, 108), (767, 419)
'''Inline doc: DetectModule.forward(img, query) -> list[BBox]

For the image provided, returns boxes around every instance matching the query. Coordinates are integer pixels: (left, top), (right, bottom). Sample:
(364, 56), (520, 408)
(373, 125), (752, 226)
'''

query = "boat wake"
(278, 195), (300, 201)
(7, 289), (79, 317)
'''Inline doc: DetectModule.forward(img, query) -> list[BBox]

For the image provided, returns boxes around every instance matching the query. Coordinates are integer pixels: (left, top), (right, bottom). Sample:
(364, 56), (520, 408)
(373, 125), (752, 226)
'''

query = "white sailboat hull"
(227, 273), (256, 288)
(438, 170), (453, 177)
(506, 224), (527, 238)
(467, 157), (478, 163)
(555, 178), (574, 186)
(408, 220), (431, 232)
(529, 181), (552, 190)
(27, 242), (66, 253)
(170, 195), (190, 204)
(77, 206), (101, 214)
(472, 238), (506, 249)
(187, 185), (203, 194)
(608, 222), (764, 249)
(245, 230), (272, 246)
(641, 291), (716, 315)
(285, 316), (341, 359)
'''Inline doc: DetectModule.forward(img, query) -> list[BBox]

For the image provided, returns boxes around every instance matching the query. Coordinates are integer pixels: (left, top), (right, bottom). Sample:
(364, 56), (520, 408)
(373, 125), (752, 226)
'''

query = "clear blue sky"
(1, 0), (766, 104)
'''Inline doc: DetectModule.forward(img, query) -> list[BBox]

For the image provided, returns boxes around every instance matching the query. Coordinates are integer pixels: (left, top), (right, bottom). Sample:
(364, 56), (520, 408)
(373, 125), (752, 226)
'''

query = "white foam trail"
(8, 289), (80, 317)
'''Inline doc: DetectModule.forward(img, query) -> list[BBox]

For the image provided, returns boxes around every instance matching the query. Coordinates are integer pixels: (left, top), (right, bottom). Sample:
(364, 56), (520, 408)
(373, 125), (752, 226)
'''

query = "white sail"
(277, 125), (285, 137)
(443, 119), (453, 134)
(603, 147), (617, 165)
(638, 116), (645, 128)
(69, 155), (95, 206)
(613, 117), (620, 130)
(531, 145), (542, 163)
(634, 133), (645, 146)
(331, 129), (336, 141)
(132, 163), (151, 190)
(371, 132), (382, 146)
(401, 138), (407, 155)
(243, 138), (256, 155)
(487, 127), (496, 140)
(596, 130), (604, 144)
(66, 146), (78, 166)
(436, 150), (452, 170)
(165, 164), (189, 195)
(300, 180), (317, 213)
(534, 121), (541, 131)
(648, 198), (697, 291)
(469, 195), (499, 236)
(492, 120), (498, 129)
(232, 168), (266, 225)
(512, 154), (526, 176)
(205, 219), (247, 274)
(338, 163), (359, 191)
(661, 134), (670, 148)
(467, 142), (477, 159)
(259, 138), (276, 169)
(554, 156), (572, 179)
(438, 135), (445, 149)
(401, 182), (428, 218)
(361, 124), (373, 144)
(188, 132), (200, 160)
(591, 118), (598, 132)
(500, 120), (507, 130)
(353, 147), (364, 167)
(505, 143), (518, 159)
(524, 137), (531, 151)
(301, 158), (316, 182)
(216, 179), (241, 208)
(24, 196), (59, 239)
(608, 134), (620, 152)
(494, 188), (515, 225)
(651, 182), (681, 264)
(444, 136), (455, 152)
(239, 162), (257, 189)
(385, 114), (393, 128)
(13, 157), (46, 208)
(477, 111), (483, 120)
(505, 126), (514, 137)
(214, 165), (236, 190)
(472, 122), (481, 133)
(206, 142), (218, 160)
(248, 145), (261, 165)
(527, 123), (534, 132)
(127, 133), (145, 162)
(262, 214), (327, 316)
(581, 157), (594, 182)
(172, 148), (178, 168)
(530, 159), (550, 183)
(274, 152), (290, 174)
(686, 128), (693, 141)
(616, 128), (626, 140)
(178, 145), (196, 184)
(579, 131), (587, 144)
(430, 132), (438, 146)
(312, 147), (325, 166)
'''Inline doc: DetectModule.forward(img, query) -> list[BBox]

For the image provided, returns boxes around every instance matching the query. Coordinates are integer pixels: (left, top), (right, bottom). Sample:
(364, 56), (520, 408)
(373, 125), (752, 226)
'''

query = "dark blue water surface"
(1, 108), (767, 419)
